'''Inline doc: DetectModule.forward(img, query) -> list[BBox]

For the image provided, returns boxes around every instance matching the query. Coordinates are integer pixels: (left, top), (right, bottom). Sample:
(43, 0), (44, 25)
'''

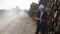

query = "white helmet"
(39, 4), (45, 9)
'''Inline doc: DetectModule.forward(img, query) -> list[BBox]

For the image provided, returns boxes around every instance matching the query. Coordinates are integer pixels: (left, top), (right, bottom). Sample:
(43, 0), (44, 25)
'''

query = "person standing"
(35, 4), (48, 34)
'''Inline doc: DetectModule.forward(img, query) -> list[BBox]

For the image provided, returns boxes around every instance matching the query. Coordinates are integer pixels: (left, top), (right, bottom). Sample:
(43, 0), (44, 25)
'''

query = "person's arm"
(35, 12), (40, 21)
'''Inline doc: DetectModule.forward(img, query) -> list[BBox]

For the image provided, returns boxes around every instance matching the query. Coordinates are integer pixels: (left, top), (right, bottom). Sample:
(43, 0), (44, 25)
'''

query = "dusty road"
(0, 12), (36, 34)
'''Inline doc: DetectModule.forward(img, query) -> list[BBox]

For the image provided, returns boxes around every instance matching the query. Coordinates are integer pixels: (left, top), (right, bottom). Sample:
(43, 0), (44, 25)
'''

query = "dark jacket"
(36, 11), (49, 23)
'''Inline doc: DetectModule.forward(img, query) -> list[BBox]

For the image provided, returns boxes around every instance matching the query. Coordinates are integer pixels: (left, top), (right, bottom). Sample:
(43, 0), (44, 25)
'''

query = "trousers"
(35, 21), (48, 34)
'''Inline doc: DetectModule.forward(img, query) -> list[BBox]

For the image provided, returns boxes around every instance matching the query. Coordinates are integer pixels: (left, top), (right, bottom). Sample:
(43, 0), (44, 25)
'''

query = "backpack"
(44, 12), (50, 23)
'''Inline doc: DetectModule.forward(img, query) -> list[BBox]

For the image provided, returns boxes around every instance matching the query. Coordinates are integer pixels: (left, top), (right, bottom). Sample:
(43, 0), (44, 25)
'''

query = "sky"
(0, 0), (38, 10)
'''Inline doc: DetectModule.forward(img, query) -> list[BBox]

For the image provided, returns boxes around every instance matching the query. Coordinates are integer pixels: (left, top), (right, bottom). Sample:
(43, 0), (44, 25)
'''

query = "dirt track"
(0, 13), (36, 34)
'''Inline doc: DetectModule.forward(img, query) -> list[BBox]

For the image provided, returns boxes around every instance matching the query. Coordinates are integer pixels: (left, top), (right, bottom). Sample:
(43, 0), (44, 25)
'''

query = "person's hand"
(35, 17), (40, 20)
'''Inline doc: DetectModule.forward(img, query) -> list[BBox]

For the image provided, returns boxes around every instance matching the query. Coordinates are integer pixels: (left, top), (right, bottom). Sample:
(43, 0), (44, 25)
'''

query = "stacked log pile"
(28, 2), (39, 19)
